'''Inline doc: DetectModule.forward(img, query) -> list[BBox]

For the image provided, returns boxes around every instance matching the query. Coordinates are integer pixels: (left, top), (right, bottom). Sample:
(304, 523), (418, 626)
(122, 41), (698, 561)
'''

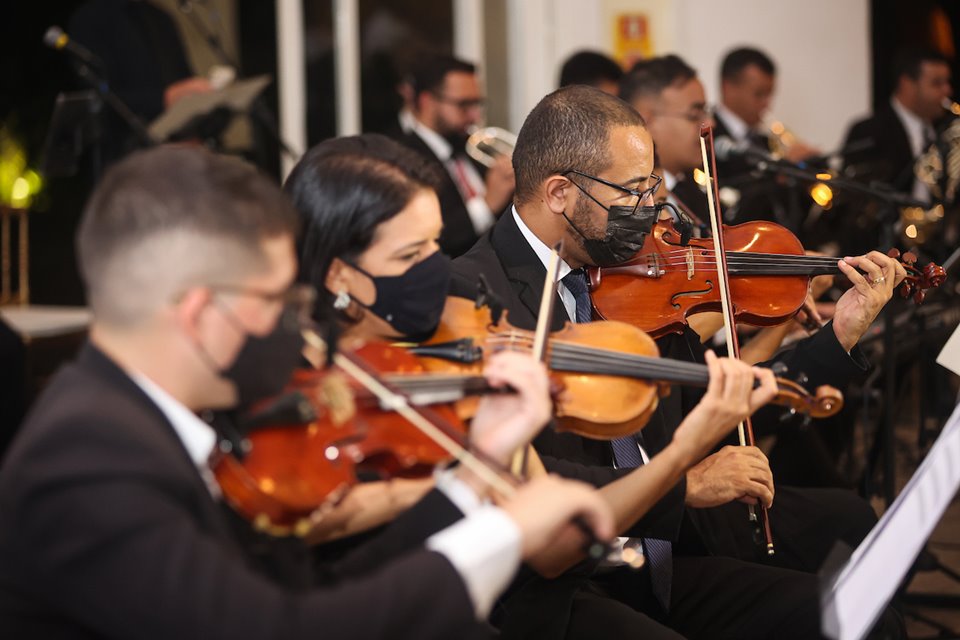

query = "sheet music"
(821, 400), (960, 639)
(148, 75), (272, 142)
(936, 321), (960, 376)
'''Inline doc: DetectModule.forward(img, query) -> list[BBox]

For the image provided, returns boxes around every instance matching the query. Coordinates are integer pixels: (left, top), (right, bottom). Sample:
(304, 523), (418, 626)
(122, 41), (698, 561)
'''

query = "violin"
(411, 296), (843, 441)
(211, 340), (481, 537)
(212, 336), (624, 564)
(587, 218), (947, 338)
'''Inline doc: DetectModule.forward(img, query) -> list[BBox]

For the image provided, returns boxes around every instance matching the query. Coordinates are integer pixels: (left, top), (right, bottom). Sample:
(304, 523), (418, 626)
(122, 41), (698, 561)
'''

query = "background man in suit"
(0, 145), (616, 639)
(397, 53), (515, 257)
(713, 47), (820, 229)
(451, 85), (905, 640)
(843, 48), (953, 203)
(558, 50), (624, 95)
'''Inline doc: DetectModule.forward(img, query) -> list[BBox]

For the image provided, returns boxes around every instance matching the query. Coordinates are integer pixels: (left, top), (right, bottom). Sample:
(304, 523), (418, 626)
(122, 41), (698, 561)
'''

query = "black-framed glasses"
(431, 93), (485, 111)
(565, 169), (662, 214)
(651, 104), (712, 123)
(208, 283), (317, 325)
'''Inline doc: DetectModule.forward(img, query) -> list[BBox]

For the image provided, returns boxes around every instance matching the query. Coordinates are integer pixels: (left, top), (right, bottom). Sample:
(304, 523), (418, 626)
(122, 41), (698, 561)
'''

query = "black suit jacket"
(843, 105), (916, 193)
(397, 131), (486, 258)
(0, 343), (488, 639)
(451, 210), (867, 534)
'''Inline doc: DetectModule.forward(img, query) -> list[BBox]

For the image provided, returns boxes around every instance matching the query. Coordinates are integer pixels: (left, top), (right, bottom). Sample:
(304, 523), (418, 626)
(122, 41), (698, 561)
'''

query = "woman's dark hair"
(283, 133), (442, 326)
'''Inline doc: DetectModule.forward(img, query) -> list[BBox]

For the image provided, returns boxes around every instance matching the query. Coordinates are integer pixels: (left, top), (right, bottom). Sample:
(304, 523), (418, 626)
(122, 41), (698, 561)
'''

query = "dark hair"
(284, 134), (442, 324)
(892, 47), (950, 84)
(558, 50), (624, 88)
(619, 54), (697, 104)
(77, 146), (298, 324)
(720, 47), (776, 81)
(409, 53), (476, 98)
(512, 85), (645, 205)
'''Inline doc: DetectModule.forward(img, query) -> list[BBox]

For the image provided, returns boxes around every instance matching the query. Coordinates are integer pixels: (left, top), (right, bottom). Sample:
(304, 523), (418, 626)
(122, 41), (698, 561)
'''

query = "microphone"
(43, 26), (103, 69)
(713, 136), (772, 163)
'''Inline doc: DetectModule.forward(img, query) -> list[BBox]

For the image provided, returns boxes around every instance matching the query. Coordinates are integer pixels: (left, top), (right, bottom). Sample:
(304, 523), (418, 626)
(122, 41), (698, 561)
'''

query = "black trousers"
(567, 557), (821, 640)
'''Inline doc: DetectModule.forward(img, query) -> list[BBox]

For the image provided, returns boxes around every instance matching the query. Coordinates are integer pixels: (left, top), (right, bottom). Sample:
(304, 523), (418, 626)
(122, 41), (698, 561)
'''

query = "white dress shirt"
(130, 370), (521, 619)
(411, 120), (496, 234)
(512, 206), (577, 321)
(714, 103), (753, 143)
(890, 96), (936, 202)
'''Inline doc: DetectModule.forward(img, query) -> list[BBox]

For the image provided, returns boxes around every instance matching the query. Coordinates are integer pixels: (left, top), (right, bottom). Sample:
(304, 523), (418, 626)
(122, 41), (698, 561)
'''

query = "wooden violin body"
(212, 341), (469, 537)
(588, 219), (947, 338)
(414, 297), (842, 441)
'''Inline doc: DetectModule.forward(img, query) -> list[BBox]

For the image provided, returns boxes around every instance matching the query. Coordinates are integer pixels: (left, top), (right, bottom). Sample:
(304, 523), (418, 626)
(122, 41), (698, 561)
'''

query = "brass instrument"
(466, 126), (516, 168)
(907, 98), (960, 242)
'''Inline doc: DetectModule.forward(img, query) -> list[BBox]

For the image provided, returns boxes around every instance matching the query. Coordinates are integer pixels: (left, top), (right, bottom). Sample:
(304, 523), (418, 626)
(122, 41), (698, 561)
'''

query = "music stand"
(39, 91), (103, 179)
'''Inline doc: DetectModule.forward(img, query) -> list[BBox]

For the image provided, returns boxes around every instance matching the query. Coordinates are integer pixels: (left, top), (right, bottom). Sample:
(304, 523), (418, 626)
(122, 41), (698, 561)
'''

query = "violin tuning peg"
(887, 248), (901, 260)
(902, 251), (917, 265)
(914, 290), (926, 305)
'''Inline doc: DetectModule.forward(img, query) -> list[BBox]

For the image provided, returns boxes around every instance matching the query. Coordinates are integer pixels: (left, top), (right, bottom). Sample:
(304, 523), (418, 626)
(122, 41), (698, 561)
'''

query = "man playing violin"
(450, 84), (906, 639)
(0, 145), (625, 639)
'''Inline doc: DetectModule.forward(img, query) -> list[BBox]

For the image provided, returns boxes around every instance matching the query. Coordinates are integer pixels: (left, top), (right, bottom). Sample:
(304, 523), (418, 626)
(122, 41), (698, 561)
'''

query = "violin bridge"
(685, 247), (695, 280)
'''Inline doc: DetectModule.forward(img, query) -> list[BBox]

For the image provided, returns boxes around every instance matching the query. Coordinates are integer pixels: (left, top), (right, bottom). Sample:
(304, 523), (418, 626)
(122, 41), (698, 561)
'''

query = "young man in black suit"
(843, 48), (952, 203)
(451, 85), (907, 639)
(397, 53), (515, 257)
(0, 146), (623, 639)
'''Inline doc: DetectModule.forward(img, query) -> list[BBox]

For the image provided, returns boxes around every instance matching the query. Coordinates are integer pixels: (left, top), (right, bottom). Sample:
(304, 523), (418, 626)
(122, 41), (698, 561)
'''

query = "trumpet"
(762, 114), (798, 160)
(466, 126), (516, 168)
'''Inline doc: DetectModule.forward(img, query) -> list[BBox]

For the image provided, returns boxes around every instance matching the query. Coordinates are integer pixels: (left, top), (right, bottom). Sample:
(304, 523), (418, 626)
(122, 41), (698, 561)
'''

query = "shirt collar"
(412, 118), (453, 162)
(511, 206), (573, 280)
(890, 96), (933, 157)
(128, 371), (217, 470)
(663, 170), (680, 192)
(714, 103), (752, 142)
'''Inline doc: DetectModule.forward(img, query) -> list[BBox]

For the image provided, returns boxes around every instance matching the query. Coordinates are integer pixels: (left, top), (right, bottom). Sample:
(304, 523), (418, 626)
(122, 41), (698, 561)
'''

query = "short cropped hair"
(558, 50), (624, 88)
(512, 85), (645, 205)
(408, 53), (476, 98)
(720, 47), (776, 81)
(77, 147), (298, 326)
(892, 47), (950, 83)
(284, 134), (442, 323)
(619, 54), (697, 104)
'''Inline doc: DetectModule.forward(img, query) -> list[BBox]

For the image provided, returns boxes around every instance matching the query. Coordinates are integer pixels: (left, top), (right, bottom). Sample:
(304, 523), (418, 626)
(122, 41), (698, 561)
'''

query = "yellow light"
(692, 168), (707, 186)
(809, 182), (833, 208)
(815, 172), (832, 181)
(905, 224), (918, 239)
(770, 121), (785, 135)
(24, 169), (42, 195)
(10, 177), (29, 207)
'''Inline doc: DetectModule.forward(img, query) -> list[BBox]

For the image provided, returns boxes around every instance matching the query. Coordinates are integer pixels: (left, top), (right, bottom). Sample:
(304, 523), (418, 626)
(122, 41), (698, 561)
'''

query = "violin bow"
(699, 125), (776, 556)
(509, 241), (564, 477)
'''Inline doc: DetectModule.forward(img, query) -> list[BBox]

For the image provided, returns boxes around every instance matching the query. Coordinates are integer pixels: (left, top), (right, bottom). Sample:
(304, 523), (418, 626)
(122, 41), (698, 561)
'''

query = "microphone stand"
(69, 60), (155, 149)
(742, 154), (927, 507)
(177, 0), (297, 160)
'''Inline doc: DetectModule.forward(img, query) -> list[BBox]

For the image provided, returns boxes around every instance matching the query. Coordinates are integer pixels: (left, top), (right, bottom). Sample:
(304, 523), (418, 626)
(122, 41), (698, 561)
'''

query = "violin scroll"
(887, 248), (947, 305)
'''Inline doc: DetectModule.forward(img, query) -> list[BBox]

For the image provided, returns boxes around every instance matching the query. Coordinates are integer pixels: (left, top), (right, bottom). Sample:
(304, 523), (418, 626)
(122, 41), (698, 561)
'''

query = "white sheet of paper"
(148, 75), (272, 142)
(821, 400), (960, 639)
(937, 322), (960, 376)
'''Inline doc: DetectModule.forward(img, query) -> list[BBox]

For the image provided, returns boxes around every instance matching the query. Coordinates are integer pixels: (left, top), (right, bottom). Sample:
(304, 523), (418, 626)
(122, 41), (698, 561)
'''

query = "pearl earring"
(333, 289), (350, 310)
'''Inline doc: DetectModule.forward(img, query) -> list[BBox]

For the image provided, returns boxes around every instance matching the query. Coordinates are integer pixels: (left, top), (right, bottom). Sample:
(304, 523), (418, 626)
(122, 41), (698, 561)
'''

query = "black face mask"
(349, 250), (451, 342)
(562, 203), (658, 267)
(220, 306), (305, 408)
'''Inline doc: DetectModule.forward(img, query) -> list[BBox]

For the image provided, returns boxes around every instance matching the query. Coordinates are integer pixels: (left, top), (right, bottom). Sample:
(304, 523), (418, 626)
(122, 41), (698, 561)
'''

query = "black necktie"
(561, 267), (673, 611)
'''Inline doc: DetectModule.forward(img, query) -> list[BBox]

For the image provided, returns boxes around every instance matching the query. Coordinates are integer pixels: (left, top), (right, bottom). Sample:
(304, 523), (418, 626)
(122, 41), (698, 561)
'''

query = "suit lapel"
(489, 211), (570, 331)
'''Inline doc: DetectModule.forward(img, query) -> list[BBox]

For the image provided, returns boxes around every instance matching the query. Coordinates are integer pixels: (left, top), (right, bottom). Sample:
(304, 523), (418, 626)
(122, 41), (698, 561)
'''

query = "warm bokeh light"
(809, 182), (833, 209)
(0, 126), (42, 209)
(692, 168), (707, 186)
(905, 224), (918, 239)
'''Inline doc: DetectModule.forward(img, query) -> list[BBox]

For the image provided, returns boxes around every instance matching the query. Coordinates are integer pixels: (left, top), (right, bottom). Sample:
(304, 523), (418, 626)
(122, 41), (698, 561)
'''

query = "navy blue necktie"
(563, 269), (673, 611)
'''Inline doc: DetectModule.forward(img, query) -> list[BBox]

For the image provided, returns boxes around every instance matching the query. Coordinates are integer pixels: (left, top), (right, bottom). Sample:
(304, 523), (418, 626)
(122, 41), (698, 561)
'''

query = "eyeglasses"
(431, 93), (485, 111)
(209, 283), (317, 326)
(565, 169), (663, 215)
(651, 104), (712, 123)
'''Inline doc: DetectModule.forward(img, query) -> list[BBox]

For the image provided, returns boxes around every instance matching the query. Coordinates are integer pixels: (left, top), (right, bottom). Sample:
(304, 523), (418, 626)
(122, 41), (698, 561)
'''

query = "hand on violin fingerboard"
(833, 251), (908, 352)
(671, 351), (778, 465)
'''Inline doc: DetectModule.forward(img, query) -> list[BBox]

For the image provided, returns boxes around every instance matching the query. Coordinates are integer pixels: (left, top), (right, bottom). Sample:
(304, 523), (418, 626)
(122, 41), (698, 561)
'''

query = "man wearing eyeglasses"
(0, 146), (624, 639)
(450, 85), (905, 639)
(397, 53), (516, 258)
